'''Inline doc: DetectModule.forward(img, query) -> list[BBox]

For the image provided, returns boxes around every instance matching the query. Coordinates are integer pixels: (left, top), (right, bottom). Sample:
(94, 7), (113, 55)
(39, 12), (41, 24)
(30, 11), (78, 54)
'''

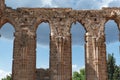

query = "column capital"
(14, 28), (36, 38)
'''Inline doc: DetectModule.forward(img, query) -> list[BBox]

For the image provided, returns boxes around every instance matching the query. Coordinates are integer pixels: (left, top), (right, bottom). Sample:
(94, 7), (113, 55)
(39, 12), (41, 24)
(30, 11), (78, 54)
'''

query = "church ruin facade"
(0, 0), (120, 80)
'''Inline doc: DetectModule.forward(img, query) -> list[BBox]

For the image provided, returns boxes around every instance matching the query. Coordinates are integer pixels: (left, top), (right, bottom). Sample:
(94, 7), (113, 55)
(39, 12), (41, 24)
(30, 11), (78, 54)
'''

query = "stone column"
(55, 36), (65, 80)
(49, 20), (71, 80)
(50, 34), (71, 80)
(50, 35), (64, 80)
(12, 28), (36, 80)
(62, 34), (72, 80)
(85, 32), (108, 80)
(85, 32), (96, 80)
(96, 34), (108, 80)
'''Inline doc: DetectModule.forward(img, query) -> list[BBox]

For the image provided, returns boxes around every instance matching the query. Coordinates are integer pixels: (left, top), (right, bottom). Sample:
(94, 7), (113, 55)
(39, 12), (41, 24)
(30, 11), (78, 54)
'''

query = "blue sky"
(0, 0), (120, 79)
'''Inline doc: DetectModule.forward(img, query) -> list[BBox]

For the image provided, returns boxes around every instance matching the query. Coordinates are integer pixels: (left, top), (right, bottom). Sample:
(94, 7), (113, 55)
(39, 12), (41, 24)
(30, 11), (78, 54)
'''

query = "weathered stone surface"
(36, 68), (50, 80)
(0, 0), (120, 80)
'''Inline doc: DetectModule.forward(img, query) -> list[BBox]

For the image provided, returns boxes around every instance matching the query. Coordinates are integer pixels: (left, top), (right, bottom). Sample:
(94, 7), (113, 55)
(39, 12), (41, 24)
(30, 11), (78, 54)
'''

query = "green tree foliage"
(113, 65), (120, 80)
(107, 53), (120, 80)
(107, 53), (115, 80)
(72, 68), (85, 80)
(1, 74), (11, 80)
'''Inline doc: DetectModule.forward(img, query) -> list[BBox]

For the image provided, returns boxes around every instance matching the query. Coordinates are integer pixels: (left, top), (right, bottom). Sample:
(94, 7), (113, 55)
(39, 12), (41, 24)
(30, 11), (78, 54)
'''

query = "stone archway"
(71, 21), (86, 76)
(0, 22), (15, 79)
(36, 22), (50, 80)
(105, 20), (120, 79)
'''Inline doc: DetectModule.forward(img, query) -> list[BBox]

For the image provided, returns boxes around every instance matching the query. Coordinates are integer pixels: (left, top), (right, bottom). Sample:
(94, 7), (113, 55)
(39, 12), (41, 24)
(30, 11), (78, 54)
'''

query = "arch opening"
(0, 19), (16, 30)
(71, 21), (86, 79)
(0, 22), (15, 79)
(36, 22), (50, 80)
(105, 20), (120, 80)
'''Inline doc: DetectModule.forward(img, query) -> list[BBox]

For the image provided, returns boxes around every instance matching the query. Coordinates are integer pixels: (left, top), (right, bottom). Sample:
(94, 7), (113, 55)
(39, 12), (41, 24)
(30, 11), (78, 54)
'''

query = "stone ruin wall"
(0, 0), (120, 80)
(36, 69), (50, 80)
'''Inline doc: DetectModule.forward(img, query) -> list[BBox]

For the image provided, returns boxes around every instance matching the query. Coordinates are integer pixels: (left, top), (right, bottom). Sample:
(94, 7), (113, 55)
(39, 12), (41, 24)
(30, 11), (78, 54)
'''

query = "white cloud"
(108, 0), (120, 7)
(37, 65), (49, 69)
(41, 0), (54, 7)
(0, 70), (11, 80)
(75, 0), (114, 10)
(72, 64), (77, 69)
(72, 64), (80, 72)
(5, 0), (120, 9)
(98, 0), (112, 8)
(72, 64), (85, 73)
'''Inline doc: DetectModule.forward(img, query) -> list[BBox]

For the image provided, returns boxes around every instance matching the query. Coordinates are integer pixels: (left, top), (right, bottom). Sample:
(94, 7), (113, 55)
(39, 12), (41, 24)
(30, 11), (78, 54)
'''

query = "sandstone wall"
(0, 0), (120, 80)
